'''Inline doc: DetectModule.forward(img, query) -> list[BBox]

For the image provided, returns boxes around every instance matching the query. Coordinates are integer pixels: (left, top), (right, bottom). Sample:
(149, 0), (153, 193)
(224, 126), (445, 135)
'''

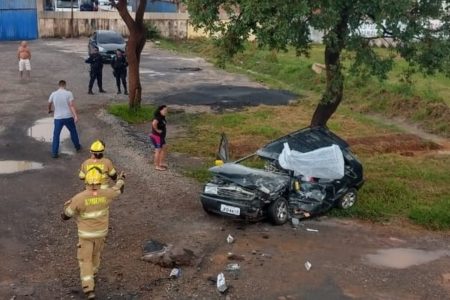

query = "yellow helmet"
(90, 140), (105, 153)
(85, 167), (103, 185)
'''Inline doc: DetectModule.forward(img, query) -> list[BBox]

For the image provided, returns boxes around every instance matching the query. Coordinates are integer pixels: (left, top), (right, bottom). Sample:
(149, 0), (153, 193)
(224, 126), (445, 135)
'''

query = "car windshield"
(98, 32), (124, 44)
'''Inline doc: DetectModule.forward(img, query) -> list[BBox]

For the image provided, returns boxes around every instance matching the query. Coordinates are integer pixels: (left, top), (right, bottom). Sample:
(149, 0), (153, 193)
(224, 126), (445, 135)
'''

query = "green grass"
(107, 103), (155, 124)
(158, 39), (450, 137)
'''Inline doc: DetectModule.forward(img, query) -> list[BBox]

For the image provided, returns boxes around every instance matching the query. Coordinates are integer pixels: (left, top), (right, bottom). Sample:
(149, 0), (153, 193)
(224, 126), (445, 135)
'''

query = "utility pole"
(70, 0), (74, 38)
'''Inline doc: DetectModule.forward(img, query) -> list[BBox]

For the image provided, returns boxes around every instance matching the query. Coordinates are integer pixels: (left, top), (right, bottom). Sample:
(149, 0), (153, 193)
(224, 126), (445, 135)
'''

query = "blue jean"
(52, 117), (81, 156)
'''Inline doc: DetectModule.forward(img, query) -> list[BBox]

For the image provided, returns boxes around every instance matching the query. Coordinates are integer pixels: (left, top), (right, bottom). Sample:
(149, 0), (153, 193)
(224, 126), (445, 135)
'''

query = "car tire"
(268, 197), (289, 225)
(338, 188), (358, 209)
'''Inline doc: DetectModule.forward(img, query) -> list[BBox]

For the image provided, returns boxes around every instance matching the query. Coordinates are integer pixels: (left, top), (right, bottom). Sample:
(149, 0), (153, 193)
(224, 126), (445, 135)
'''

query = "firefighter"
(62, 167), (125, 300)
(79, 140), (117, 189)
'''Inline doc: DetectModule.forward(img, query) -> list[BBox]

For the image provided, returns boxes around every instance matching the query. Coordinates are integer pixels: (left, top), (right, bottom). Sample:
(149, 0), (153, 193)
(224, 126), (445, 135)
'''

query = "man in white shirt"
(48, 80), (82, 158)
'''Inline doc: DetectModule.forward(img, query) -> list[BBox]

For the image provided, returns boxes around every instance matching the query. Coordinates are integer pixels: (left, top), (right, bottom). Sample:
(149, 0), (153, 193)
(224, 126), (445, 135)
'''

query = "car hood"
(98, 43), (126, 51)
(209, 163), (290, 194)
(256, 127), (350, 160)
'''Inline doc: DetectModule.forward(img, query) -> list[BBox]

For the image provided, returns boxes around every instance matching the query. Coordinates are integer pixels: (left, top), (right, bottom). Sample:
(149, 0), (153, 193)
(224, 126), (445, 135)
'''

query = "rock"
(15, 286), (34, 296)
(311, 63), (326, 74)
(227, 253), (245, 261)
(142, 244), (196, 267)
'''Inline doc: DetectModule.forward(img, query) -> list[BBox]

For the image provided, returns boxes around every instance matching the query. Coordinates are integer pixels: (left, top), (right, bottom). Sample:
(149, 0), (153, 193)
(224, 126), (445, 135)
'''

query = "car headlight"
(204, 184), (218, 195)
(98, 46), (105, 52)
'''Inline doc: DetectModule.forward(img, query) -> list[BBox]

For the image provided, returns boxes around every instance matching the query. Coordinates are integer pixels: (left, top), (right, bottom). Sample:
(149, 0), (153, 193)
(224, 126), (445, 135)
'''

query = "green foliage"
(185, 0), (450, 120)
(144, 21), (160, 40)
(107, 103), (155, 124)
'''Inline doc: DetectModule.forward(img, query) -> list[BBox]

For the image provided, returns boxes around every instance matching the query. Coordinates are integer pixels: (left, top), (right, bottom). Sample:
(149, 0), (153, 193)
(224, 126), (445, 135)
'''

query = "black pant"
(89, 70), (103, 91)
(114, 69), (127, 92)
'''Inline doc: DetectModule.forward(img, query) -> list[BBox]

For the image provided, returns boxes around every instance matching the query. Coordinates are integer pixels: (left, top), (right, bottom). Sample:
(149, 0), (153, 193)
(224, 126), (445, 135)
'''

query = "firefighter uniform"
(79, 140), (117, 189)
(63, 168), (125, 299)
(79, 158), (116, 189)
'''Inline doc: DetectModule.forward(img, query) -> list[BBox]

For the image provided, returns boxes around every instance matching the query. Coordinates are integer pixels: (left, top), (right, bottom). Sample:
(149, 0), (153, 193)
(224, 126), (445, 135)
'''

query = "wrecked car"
(200, 127), (364, 225)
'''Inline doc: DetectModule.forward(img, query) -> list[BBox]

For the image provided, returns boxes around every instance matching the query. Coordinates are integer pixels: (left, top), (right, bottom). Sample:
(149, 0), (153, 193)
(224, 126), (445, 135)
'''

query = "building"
(0, 0), (43, 41)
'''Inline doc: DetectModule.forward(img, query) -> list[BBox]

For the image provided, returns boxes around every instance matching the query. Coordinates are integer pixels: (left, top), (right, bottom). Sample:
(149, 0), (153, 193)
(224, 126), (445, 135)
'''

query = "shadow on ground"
(152, 84), (298, 110)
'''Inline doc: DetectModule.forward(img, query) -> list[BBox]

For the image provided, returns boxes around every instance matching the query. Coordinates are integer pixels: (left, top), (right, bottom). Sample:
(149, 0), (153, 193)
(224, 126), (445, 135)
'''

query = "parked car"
(200, 127), (364, 225)
(88, 30), (126, 63)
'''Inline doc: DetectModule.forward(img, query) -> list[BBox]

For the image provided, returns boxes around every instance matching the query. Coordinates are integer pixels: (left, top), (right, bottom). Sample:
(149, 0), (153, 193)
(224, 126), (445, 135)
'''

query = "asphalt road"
(0, 39), (449, 300)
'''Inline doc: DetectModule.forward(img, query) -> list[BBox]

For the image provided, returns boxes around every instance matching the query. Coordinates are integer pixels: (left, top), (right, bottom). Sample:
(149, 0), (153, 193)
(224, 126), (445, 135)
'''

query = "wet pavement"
(365, 248), (450, 269)
(0, 160), (44, 174)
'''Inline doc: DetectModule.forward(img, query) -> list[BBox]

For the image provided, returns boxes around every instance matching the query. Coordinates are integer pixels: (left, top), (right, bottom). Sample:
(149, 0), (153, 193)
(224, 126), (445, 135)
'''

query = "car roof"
(95, 30), (122, 36)
(256, 127), (350, 160)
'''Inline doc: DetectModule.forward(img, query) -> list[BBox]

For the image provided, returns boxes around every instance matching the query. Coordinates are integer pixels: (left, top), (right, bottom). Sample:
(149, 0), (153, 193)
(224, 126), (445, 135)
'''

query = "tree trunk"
(114, 0), (147, 109)
(127, 26), (146, 109)
(310, 8), (349, 127)
(310, 45), (344, 127)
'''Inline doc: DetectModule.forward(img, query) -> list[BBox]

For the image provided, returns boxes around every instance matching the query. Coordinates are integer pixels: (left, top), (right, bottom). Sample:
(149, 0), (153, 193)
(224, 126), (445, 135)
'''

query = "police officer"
(85, 47), (106, 95)
(79, 140), (117, 189)
(62, 168), (125, 300)
(111, 49), (128, 95)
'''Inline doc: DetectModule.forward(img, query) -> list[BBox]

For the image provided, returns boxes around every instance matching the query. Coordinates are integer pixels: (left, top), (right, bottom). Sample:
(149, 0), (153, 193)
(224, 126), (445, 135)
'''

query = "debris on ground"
(225, 263), (241, 279)
(306, 228), (319, 232)
(142, 241), (196, 267)
(304, 261), (312, 271)
(227, 234), (235, 244)
(169, 268), (181, 279)
(227, 252), (245, 261)
(291, 218), (300, 227)
(217, 273), (228, 293)
(311, 63), (326, 74)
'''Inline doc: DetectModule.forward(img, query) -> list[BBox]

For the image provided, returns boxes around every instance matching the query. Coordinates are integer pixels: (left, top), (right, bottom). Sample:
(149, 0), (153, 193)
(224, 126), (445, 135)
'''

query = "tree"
(111, 0), (148, 109)
(186, 0), (450, 127)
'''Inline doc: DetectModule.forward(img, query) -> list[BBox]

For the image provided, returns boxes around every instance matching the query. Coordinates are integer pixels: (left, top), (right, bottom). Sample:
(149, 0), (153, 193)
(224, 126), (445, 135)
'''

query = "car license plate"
(220, 204), (240, 216)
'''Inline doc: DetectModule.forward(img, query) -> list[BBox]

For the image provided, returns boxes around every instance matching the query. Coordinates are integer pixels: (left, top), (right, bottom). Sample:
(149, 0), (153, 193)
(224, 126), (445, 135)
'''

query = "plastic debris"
(291, 218), (300, 227)
(306, 228), (319, 232)
(217, 273), (228, 293)
(227, 252), (245, 261)
(304, 261), (312, 271)
(169, 268), (181, 279)
(225, 263), (240, 271)
(226, 234), (234, 244)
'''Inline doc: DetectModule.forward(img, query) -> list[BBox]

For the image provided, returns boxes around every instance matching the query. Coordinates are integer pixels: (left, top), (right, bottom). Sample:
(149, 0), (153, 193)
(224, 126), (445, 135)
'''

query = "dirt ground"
(0, 39), (449, 300)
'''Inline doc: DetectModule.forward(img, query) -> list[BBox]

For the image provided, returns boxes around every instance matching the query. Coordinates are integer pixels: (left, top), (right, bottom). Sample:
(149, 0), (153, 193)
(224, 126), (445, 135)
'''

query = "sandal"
(155, 166), (167, 171)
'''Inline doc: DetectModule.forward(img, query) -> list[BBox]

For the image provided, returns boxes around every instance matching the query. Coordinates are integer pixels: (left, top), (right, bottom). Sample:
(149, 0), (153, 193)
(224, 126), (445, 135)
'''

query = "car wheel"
(268, 197), (289, 225)
(338, 188), (358, 209)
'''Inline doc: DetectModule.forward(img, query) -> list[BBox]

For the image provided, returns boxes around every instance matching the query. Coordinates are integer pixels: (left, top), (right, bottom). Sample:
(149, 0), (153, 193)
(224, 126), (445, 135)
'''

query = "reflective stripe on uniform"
(79, 208), (109, 220)
(65, 207), (75, 217)
(78, 228), (108, 238)
(79, 170), (86, 179)
(81, 275), (94, 282)
(100, 184), (109, 189)
(109, 168), (117, 176)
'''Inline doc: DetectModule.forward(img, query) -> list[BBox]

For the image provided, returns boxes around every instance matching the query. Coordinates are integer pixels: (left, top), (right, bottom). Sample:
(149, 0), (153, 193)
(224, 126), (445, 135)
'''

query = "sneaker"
(52, 154), (59, 159)
(88, 91), (94, 95)
(76, 146), (82, 153)
(99, 89), (107, 93)
(85, 291), (95, 299)
(124, 91), (128, 95)
(117, 91), (121, 94)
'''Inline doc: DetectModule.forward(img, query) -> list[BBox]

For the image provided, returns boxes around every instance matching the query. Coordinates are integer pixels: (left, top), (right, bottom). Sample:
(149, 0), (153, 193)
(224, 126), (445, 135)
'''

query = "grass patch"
(158, 39), (450, 137)
(108, 103), (155, 124)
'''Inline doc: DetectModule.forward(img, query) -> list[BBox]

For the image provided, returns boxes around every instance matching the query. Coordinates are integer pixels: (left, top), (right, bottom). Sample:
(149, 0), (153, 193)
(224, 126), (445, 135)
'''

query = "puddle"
(27, 117), (74, 154)
(171, 67), (202, 72)
(0, 161), (44, 174)
(365, 248), (449, 269)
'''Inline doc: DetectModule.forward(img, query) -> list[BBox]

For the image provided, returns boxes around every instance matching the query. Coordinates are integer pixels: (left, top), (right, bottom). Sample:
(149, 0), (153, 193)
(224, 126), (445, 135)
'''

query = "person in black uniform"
(85, 47), (106, 95)
(111, 49), (128, 95)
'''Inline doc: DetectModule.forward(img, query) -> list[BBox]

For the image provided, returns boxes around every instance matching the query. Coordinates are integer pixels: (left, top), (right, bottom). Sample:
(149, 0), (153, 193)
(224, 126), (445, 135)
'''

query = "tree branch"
(136, 0), (147, 25)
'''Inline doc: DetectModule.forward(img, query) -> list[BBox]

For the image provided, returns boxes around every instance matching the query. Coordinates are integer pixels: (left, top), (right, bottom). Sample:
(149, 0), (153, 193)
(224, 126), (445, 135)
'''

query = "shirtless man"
(17, 41), (31, 80)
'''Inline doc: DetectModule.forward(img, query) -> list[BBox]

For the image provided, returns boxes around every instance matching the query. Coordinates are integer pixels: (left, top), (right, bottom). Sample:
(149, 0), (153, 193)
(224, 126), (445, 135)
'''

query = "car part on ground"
(200, 127), (364, 225)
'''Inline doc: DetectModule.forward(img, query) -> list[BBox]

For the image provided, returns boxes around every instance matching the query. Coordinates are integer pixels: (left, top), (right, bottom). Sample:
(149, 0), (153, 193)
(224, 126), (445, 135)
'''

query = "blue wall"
(146, 1), (177, 13)
(0, 0), (38, 40)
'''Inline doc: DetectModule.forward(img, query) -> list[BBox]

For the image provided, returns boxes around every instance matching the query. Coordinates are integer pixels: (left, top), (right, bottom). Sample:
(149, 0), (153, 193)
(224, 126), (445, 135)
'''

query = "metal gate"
(0, 0), (38, 41)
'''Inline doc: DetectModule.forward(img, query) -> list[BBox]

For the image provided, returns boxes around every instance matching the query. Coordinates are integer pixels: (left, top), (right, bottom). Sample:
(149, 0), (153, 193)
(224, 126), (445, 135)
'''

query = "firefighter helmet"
(85, 167), (103, 185)
(90, 140), (105, 153)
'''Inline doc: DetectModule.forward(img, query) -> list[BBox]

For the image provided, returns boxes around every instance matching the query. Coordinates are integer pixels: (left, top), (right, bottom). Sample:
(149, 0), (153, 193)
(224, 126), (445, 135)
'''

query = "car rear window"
(98, 32), (124, 44)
